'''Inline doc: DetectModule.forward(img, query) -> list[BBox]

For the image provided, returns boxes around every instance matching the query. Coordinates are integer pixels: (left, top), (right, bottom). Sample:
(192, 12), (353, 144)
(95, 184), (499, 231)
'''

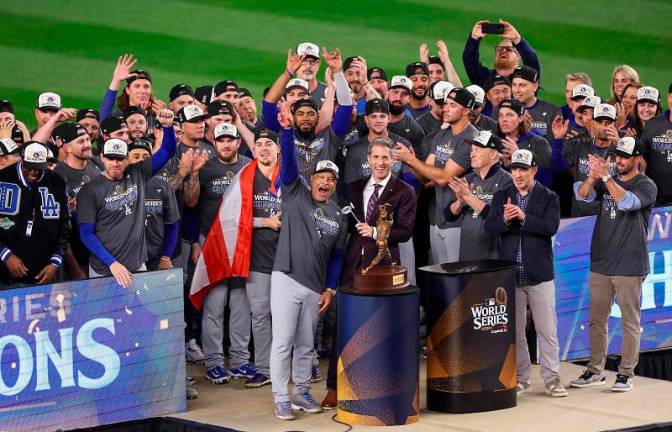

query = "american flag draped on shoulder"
(189, 159), (280, 309)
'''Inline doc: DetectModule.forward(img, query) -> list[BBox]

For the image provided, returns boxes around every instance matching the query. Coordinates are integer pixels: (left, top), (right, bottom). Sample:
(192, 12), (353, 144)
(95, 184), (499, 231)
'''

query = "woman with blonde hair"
(609, 64), (640, 103)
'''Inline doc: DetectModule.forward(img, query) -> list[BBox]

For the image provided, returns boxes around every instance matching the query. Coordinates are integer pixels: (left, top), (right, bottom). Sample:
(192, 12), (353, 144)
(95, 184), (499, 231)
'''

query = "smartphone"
(481, 22), (505, 35)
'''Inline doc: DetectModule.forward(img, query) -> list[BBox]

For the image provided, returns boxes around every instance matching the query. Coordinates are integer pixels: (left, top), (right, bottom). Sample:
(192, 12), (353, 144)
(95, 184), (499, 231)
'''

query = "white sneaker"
(516, 381), (531, 395)
(544, 378), (568, 397)
(185, 338), (205, 364)
(611, 374), (633, 392)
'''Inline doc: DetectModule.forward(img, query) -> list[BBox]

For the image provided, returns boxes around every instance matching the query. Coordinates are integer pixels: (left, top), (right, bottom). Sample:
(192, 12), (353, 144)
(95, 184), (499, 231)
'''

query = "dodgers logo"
(39, 187), (60, 219)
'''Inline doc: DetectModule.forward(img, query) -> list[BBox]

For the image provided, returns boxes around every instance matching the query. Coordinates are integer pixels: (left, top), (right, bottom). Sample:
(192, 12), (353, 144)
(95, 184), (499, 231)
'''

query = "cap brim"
(593, 116), (616, 121)
(103, 154), (127, 160)
(215, 134), (237, 140)
(313, 168), (339, 179)
(185, 114), (209, 122)
(389, 85), (411, 92)
(285, 85), (308, 93)
(615, 150), (636, 158)
(638, 98), (658, 104)
(23, 161), (48, 171)
(37, 106), (60, 111)
(510, 162), (533, 169)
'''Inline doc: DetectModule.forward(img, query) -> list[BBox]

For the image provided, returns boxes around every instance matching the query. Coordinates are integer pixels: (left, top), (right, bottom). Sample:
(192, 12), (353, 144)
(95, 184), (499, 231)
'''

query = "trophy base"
(350, 265), (409, 294)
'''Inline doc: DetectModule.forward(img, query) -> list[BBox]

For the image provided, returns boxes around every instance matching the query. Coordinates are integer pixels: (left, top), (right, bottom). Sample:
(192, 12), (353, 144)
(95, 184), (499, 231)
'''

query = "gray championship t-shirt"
(272, 178), (347, 294)
(389, 114), (425, 154)
(293, 128), (339, 185)
(641, 113), (672, 204)
(416, 111), (442, 135)
(527, 98), (562, 144)
(590, 173), (657, 276)
(310, 81), (328, 109)
(77, 158), (154, 274)
(343, 133), (411, 184)
(144, 176), (180, 261)
(197, 155), (251, 236)
(250, 168), (282, 274)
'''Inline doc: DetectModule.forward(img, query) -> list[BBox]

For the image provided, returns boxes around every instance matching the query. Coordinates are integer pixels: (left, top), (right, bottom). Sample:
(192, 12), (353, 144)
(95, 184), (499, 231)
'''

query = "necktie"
(366, 183), (382, 224)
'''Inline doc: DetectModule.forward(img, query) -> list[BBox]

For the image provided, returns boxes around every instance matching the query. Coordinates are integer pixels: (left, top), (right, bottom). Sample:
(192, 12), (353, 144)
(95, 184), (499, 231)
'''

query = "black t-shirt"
(641, 112), (672, 204)
(388, 115), (425, 154)
(250, 169), (281, 273)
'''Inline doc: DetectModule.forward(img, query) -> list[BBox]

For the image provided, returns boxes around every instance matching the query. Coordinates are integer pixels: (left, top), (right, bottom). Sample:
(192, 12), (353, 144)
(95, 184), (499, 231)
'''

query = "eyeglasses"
(301, 58), (319, 65)
(495, 46), (516, 53)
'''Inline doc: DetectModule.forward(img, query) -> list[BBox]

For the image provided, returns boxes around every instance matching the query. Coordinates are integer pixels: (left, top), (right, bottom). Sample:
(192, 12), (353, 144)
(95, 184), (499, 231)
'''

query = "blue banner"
(555, 206), (672, 360)
(0, 269), (186, 432)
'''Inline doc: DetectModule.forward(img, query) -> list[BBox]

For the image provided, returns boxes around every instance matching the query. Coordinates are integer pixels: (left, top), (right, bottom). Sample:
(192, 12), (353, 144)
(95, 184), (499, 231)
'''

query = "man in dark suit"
(321, 136), (417, 408)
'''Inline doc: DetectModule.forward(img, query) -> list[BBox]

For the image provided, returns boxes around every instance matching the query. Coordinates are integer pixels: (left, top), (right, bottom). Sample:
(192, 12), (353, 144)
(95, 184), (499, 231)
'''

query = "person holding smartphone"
(462, 19), (540, 88)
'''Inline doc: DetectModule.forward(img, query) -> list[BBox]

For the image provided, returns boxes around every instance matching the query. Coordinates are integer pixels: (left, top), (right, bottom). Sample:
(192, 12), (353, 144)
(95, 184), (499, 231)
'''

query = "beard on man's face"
(389, 103), (405, 115)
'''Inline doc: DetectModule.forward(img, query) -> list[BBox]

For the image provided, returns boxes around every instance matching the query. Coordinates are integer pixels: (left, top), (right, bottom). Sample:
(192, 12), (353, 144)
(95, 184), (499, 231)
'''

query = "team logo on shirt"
(312, 207), (340, 237)
(104, 184), (138, 215)
(144, 198), (163, 215)
(294, 137), (327, 162)
(0, 217), (15, 230)
(531, 121), (547, 135)
(651, 132), (672, 153)
(471, 287), (509, 333)
(471, 184), (494, 218)
(211, 172), (235, 194)
(601, 193), (617, 219)
(39, 187), (60, 219)
(253, 192), (281, 214)
(434, 141), (454, 164)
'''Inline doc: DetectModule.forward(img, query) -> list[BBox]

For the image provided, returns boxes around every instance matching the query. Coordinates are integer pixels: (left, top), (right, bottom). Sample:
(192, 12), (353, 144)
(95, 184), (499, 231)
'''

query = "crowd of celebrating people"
(0, 19), (667, 420)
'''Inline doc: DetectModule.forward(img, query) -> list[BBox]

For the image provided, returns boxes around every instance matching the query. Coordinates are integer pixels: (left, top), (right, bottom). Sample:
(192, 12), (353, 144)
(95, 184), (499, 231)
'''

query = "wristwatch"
(601, 174), (610, 183)
(326, 288), (337, 296)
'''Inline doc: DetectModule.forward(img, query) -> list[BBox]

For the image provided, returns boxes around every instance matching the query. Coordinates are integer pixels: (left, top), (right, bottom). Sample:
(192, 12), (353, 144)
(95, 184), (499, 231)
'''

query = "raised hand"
(394, 142), (414, 163)
(0, 119), (14, 139)
(499, 19), (521, 44)
(156, 108), (175, 128)
(351, 58), (368, 83)
(192, 149), (208, 173)
(419, 43), (429, 64)
(286, 49), (304, 74)
(277, 100), (293, 129)
(551, 115), (569, 140)
(436, 40), (450, 64)
(471, 20), (488, 40)
(448, 177), (471, 200)
(111, 54), (138, 90)
(178, 148), (194, 178)
(56, 108), (77, 122)
(322, 47), (342, 73)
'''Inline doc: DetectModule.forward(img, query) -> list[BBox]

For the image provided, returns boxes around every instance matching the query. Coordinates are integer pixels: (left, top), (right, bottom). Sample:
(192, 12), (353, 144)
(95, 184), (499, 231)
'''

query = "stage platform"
(171, 360), (672, 432)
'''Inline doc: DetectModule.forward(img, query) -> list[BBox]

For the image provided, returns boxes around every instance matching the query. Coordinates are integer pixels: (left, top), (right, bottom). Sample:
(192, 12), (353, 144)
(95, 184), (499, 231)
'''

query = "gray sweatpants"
(201, 277), (251, 369)
(516, 280), (561, 384)
(246, 271), (272, 376)
(270, 271), (321, 403)
(399, 238), (416, 286)
(429, 225), (460, 265)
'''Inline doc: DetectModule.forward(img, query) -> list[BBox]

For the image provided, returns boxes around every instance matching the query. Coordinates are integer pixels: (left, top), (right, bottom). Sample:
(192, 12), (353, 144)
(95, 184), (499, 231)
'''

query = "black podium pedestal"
(419, 259), (517, 413)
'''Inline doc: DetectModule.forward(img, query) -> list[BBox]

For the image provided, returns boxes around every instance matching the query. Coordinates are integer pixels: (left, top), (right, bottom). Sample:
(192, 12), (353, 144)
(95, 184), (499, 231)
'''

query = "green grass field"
(1, 0), (670, 129)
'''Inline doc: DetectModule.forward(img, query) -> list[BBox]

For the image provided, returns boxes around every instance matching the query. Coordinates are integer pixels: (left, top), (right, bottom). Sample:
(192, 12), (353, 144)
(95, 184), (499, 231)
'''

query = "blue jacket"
(462, 36), (541, 87)
(484, 182), (559, 285)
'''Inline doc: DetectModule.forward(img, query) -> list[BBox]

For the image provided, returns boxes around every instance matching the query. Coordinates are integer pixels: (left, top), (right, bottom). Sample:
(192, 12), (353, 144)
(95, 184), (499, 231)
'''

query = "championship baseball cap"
(405, 62), (429, 78)
(169, 84), (194, 101)
(499, 99), (526, 116)
(178, 105), (208, 123)
(365, 98), (390, 115)
(512, 66), (539, 84)
(484, 74), (512, 92)
(615, 137), (642, 158)
(213, 80), (239, 97)
(122, 106), (147, 120)
(510, 149), (537, 169)
(343, 56), (359, 71)
(285, 78), (309, 93)
(578, 95), (601, 110)
(102, 138), (128, 159)
(389, 75), (413, 92)
(367, 67), (387, 81)
(429, 81), (454, 104)
(637, 86), (660, 104)
(571, 84), (595, 100)
(593, 103), (617, 121)
(466, 84), (486, 107)
(56, 122), (88, 143)
(194, 85), (213, 105)
(76, 108), (99, 122)
(207, 100), (235, 117)
(254, 128), (278, 143)
(314, 160), (339, 179)
(214, 123), (238, 140)
(291, 98), (318, 113)
(297, 42), (320, 59)
(127, 69), (152, 84)
(470, 130), (502, 151)
(36, 92), (61, 111)
(0, 99), (14, 114)
(22, 141), (49, 170)
(128, 138), (153, 155)
(0, 138), (19, 156)
(445, 88), (476, 110)
(100, 116), (126, 135)
(239, 88), (253, 99)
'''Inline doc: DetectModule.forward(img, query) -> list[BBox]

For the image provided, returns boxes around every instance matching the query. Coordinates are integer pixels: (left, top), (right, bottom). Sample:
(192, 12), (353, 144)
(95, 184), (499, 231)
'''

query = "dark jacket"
(341, 175), (416, 286)
(484, 182), (559, 285)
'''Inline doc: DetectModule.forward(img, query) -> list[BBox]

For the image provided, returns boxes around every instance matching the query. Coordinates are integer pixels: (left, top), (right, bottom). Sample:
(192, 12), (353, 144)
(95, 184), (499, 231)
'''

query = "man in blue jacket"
(485, 149), (567, 398)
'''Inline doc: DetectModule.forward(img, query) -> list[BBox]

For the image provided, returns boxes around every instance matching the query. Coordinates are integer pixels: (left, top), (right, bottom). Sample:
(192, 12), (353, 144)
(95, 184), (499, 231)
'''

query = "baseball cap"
(637, 86), (660, 104)
(100, 116), (126, 135)
(207, 100), (235, 117)
(445, 88), (476, 110)
(213, 80), (239, 97)
(0, 100), (14, 114)
(22, 141), (49, 170)
(389, 75), (413, 92)
(254, 128), (278, 143)
(365, 98), (390, 115)
(499, 99), (526, 116)
(0, 138), (19, 156)
(239, 88), (253, 99)
(178, 105), (209, 123)
(367, 67), (387, 81)
(429, 81), (454, 104)
(36, 92), (61, 111)
(578, 95), (601, 110)
(615, 137), (642, 158)
(194, 85), (213, 105)
(291, 98), (318, 113)
(213, 123), (238, 140)
(56, 122), (88, 143)
(466, 84), (486, 107)
(128, 138), (153, 155)
(510, 149), (537, 169)
(127, 69), (152, 84)
(512, 66), (539, 84)
(122, 106), (147, 120)
(169, 84), (194, 101)
(343, 56), (359, 71)
(11, 126), (25, 145)
(405, 62), (429, 78)
(102, 138), (128, 159)
(314, 160), (339, 179)
(297, 42), (320, 59)
(571, 84), (595, 100)
(46, 144), (58, 164)
(470, 130), (502, 151)
(484, 74), (512, 92)
(593, 103), (617, 121)
(428, 56), (443, 66)
(285, 78), (309, 93)
(76, 108), (99, 122)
